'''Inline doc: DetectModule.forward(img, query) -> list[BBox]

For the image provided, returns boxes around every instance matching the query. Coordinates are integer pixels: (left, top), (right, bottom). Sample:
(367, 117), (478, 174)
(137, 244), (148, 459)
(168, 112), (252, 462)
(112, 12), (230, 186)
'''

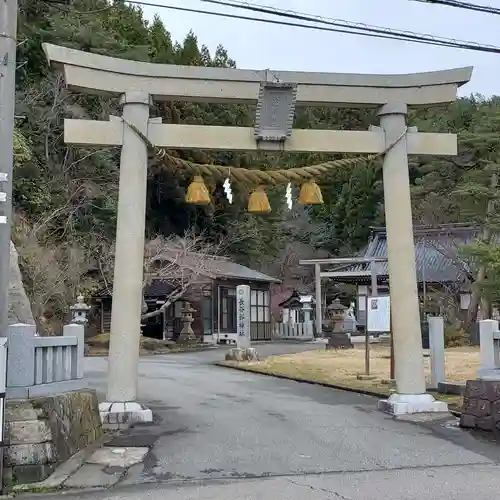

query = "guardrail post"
(478, 319), (500, 378)
(428, 316), (445, 389)
(63, 323), (84, 379)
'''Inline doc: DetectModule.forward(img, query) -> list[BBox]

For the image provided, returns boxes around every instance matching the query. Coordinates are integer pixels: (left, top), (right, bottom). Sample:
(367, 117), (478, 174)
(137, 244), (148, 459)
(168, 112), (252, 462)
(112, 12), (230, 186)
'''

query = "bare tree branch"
(140, 229), (226, 320)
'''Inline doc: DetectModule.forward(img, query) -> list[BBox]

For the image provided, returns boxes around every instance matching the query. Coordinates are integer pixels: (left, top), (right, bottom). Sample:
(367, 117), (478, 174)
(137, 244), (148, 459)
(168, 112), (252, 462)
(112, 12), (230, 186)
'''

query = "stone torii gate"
(43, 43), (472, 421)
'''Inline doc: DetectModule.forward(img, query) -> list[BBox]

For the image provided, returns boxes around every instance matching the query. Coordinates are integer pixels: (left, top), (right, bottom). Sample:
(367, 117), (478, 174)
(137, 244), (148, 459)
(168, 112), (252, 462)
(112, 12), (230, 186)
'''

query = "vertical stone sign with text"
(236, 285), (251, 349)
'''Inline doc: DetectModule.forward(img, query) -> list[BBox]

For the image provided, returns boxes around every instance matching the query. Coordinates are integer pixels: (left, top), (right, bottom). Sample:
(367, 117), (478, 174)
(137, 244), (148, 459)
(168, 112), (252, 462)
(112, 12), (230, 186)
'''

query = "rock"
(244, 347), (259, 361)
(9, 241), (35, 325)
(225, 348), (244, 361)
(225, 347), (259, 361)
(140, 336), (170, 351)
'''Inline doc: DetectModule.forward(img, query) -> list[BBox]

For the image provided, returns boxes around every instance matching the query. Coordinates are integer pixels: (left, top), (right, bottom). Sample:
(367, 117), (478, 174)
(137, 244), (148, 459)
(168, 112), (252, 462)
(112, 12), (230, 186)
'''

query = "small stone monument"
(177, 301), (198, 345)
(324, 299), (353, 349)
(301, 296), (314, 338)
(70, 294), (91, 324)
(225, 285), (259, 361)
(236, 285), (251, 349)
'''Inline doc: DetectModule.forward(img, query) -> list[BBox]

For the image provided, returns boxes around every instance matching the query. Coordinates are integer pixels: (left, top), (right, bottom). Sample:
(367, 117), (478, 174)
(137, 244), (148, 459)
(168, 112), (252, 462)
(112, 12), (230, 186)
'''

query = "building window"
(251, 289), (270, 323)
(202, 286), (213, 334)
(221, 287), (236, 332)
(203, 298), (212, 334)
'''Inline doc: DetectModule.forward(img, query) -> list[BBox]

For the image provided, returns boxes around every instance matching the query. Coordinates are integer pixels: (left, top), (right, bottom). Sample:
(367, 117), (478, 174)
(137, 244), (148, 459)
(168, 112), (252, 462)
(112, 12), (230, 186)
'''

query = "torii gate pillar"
(377, 103), (447, 414)
(101, 91), (153, 424)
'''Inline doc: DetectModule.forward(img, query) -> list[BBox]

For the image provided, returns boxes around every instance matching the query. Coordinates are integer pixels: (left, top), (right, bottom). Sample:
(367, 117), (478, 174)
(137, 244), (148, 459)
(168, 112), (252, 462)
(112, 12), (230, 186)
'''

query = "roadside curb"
(85, 345), (218, 358)
(214, 361), (392, 399)
(214, 361), (463, 417)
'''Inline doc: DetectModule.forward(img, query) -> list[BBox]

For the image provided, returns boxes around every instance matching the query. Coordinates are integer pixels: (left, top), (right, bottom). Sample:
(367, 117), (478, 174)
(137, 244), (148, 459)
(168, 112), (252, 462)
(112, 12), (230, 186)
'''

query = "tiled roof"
(143, 279), (178, 297)
(342, 224), (488, 284)
(155, 250), (280, 284)
(210, 258), (280, 283)
(93, 279), (179, 298)
(92, 253), (280, 299)
(278, 290), (315, 308)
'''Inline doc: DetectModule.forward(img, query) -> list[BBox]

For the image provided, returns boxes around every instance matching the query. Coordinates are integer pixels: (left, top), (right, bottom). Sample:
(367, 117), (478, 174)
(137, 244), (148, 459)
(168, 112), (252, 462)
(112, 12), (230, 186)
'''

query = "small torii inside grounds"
(43, 43), (472, 422)
(299, 257), (389, 336)
(300, 256), (390, 379)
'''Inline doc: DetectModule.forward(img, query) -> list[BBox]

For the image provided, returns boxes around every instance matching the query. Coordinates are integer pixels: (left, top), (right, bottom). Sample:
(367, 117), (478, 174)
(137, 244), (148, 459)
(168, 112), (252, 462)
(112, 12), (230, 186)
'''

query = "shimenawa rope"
(123, 119), (407, 185)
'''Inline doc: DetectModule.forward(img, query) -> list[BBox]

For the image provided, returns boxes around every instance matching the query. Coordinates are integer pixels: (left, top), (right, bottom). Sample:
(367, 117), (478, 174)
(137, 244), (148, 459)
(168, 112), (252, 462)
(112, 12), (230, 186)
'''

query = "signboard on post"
(367, 296), (391, 333)
(236, 285), (251, 349)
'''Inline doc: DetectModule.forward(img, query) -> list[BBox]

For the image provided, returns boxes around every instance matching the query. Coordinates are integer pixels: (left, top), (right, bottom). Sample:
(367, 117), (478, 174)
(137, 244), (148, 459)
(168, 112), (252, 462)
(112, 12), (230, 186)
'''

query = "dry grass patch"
(442, 347), (480, 382)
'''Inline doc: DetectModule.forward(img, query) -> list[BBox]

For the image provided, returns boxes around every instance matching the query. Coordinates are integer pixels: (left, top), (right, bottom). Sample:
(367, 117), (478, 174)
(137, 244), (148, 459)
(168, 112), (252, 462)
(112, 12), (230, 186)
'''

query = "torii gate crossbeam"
(42, 43), (472, 423)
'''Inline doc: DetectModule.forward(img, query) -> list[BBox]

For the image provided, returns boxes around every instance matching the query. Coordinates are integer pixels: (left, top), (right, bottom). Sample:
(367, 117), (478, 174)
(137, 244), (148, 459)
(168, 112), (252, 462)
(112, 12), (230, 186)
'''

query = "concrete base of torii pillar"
(99, 401), (153, 428)
(378, 394), (448, 416)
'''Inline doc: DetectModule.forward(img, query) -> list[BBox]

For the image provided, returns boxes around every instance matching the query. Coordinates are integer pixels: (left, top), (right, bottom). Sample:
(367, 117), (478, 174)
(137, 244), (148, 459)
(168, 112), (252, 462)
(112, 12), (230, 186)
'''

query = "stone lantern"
(70, 294), (91, 324)
(327, 299), (346, 331)
(177, 301), (198, 345)
(324, 299), (353, 349)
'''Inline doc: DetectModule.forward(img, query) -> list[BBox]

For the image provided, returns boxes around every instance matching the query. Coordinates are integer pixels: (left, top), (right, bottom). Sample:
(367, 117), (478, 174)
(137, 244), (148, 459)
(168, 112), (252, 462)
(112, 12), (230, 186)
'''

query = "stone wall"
(459, 379), (500, 432)
(5, 389), (102, 484)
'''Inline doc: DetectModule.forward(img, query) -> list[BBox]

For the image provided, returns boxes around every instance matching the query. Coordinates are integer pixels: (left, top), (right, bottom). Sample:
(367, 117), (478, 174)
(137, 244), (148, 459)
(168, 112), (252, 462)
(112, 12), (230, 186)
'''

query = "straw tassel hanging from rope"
(298, 180), (324, 205)
(185, 175), (211, 205)
(247, 186), (272, 214)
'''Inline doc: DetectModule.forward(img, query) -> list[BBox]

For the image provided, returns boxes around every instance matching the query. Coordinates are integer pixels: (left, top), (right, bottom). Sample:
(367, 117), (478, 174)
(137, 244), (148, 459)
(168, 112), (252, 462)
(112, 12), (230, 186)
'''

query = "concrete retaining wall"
(4, 389), (102, 484)
(460, 380), (500, 432)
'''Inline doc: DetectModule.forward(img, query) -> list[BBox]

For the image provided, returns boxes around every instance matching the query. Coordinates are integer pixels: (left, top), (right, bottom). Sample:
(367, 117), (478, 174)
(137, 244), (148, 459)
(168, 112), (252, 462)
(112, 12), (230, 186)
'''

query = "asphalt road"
(35, 344), (500, 499)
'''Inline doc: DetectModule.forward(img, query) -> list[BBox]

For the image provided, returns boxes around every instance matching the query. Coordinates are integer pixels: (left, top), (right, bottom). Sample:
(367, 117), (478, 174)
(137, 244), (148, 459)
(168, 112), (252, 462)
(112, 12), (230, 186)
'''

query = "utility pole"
(0, 0), (17, 338)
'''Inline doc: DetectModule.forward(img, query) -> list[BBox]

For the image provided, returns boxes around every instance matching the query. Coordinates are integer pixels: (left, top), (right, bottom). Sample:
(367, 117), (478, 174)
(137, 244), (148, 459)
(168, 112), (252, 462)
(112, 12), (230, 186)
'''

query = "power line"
(44, 0), (408, 45)
(123, 0), (492, 51)
(127, 0), (500, 54)
(200, 0), (500, 53)
(43, 0), (500, 54)
(411, 0), (500, 16)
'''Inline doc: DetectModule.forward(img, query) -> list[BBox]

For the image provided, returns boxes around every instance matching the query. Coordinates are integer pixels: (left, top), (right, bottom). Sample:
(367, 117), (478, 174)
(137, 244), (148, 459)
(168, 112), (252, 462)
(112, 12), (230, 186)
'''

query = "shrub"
(444, 326), (469, 347)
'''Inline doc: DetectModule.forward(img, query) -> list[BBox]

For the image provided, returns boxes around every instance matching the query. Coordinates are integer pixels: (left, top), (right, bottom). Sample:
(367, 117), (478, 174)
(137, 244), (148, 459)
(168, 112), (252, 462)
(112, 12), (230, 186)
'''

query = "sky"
(136, 0), (500, 97)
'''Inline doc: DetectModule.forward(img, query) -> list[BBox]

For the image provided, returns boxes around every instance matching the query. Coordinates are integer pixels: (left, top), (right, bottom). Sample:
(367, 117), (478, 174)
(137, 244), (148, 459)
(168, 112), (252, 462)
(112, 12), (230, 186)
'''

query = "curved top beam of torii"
(43, 43), (472, 107)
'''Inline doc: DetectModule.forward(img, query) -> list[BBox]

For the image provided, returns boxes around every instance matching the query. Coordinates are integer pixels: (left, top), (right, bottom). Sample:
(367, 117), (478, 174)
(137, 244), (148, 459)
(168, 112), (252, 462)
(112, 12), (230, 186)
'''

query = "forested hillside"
(12, 0), (500, 328)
